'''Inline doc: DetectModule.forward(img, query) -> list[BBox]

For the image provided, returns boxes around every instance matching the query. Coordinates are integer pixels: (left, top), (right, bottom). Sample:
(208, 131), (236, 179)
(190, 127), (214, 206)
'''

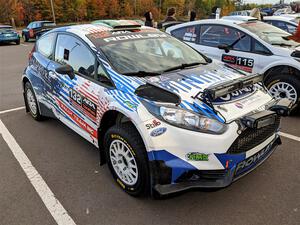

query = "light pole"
(50, 0), (56, 24)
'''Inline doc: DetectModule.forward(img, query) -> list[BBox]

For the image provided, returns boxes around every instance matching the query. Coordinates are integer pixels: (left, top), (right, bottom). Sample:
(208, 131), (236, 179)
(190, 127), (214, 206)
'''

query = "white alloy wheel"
(269, 82), (297, 103)
(26, 88), (37, 115)
(109, 139), (138, 186)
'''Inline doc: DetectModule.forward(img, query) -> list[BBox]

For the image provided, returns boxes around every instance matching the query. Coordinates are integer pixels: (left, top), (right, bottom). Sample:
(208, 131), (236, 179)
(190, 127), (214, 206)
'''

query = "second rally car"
(23, 21), (291, 196)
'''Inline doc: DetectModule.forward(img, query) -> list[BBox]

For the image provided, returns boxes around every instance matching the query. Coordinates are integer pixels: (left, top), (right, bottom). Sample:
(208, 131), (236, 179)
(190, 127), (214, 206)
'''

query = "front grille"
(228, 117), (280, 154)
(175, 170), (227, 183)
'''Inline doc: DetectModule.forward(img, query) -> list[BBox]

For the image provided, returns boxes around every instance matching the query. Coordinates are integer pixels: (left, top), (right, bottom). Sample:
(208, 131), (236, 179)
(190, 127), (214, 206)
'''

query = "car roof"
(263, 16), (294, 21)
(50, 23), (158, 45)
(0, 25), (12, 28)
(221, 16), (258, 23)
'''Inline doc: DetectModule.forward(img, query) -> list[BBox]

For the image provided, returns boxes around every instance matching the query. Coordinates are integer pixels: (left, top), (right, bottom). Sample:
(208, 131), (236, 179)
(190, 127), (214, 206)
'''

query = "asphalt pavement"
(0, 41), (299, 225)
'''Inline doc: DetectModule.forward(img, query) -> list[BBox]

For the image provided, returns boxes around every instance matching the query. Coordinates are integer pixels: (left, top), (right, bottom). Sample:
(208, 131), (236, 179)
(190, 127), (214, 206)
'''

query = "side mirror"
(55, 64), (75, 80)
(218, 44), (230, 53)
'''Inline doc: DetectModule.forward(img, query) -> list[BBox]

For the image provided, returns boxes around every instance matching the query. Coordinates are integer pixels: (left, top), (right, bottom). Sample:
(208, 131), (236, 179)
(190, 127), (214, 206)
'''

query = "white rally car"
(263, 15), (298, 34)
(23, 21), (291, 197)
(166, 16), (300, 110)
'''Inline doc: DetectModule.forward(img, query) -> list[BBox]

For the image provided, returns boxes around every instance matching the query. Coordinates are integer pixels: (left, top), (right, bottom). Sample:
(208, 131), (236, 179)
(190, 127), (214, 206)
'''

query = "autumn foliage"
(0, 0), (236, 26)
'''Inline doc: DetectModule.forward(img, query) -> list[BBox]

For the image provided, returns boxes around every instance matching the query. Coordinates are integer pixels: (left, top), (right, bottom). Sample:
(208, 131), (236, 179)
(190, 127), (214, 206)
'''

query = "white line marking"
(279, 131), (300, 142)
(0, 106), (25, 115)
(21, 44), (29, 47)
(0, 120), (77, 225)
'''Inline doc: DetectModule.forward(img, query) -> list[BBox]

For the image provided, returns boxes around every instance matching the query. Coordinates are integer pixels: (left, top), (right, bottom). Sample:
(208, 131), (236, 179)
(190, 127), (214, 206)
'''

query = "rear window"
(43, 22), (56, 27)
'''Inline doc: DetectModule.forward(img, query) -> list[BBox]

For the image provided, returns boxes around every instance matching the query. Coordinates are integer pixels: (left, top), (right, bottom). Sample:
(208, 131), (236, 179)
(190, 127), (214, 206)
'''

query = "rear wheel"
(265, 74), (300, 110)
(104, 123), (149, 197)
(23, 34), (28, 42)
(24, 82), (43, 121)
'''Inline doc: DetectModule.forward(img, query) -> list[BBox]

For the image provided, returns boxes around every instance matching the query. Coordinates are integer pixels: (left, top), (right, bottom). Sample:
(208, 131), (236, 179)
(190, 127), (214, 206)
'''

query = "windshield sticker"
(222, 55), (254, 73)
(87, 32), (168, 47)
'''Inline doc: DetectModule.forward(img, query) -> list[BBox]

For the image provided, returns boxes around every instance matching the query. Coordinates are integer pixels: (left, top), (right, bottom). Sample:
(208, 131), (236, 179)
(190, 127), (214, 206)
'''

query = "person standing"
(189, 10), (196, 21)
(163, 7), (177, 22)
(144, 11), (154, 27)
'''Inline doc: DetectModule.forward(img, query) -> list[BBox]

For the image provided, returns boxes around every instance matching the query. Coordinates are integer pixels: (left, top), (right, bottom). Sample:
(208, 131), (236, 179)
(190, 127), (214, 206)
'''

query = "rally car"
(166, 16), (300, 111)
(263, 16), (298, 34)
(22, 21), (291, 197)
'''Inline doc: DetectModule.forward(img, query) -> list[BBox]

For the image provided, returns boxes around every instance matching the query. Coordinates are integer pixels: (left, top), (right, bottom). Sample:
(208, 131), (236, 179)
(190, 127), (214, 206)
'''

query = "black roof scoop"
(135, 83), (181, 104)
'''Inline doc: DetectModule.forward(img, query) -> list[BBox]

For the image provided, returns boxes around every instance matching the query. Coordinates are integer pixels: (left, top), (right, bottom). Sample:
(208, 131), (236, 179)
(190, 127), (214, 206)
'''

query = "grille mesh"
(228, 117), (280, 154)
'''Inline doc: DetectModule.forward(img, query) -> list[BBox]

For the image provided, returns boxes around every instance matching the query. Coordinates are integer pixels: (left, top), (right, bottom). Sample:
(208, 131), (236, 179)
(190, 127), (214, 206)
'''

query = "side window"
(170, 25), (198, 43)
(199, 25), (251, 52)
(27, 23), (33, 29)
(253, 40), (271, 55)
(271, 21), (288, 32)
(55, 34), (96, 78)
(286, 23), (296, 34)
(36, 33), (56, 58)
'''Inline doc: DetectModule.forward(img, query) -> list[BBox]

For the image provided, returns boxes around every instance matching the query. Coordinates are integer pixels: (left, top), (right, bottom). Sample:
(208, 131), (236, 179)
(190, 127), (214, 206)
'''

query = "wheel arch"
(263, 65), (300, 82)
(97, 109), (149, 165)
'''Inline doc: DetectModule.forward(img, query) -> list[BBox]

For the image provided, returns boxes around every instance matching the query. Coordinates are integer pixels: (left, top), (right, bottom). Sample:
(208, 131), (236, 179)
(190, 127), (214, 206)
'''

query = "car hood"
(111, 62), (273, 122)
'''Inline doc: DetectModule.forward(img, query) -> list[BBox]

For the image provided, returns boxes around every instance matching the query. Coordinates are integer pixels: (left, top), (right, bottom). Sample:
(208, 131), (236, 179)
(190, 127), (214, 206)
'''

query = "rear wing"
(199, 73), (263, 101)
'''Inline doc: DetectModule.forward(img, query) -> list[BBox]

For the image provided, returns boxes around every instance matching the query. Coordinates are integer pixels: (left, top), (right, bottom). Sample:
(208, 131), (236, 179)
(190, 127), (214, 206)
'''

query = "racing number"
(222, 54), (254, 72)
(70, 89), (82, 106)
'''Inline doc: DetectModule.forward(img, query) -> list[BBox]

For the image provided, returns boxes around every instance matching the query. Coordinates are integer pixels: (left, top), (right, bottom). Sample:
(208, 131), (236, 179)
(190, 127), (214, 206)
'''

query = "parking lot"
(0, 42), (299, 225)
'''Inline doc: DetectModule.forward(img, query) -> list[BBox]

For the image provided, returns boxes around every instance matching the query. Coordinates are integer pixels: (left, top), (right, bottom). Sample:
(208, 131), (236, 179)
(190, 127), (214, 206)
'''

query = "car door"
(196, 24), (273, 74)
(29, 32), (57, 115)
(48, 33), (110, 144)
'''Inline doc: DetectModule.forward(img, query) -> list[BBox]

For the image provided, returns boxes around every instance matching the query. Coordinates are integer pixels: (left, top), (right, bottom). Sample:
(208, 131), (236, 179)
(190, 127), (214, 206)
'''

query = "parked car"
(273, 7), (293, 16)
(167, 16), (300, 110)
(22, 22), (291, 197)
(263, 16), (298, 34)
(0, 25), (20, 45)
(22, 21), (56, 42)
(229, 10), (251, 16)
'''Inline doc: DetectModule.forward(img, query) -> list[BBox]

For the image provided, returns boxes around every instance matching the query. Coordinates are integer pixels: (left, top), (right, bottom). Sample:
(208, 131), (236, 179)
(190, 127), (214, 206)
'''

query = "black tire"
(16, 39), (20, 45)
(265, 74), (300, 110)
(104, 123), (150, 197)
(23, 34), (29, 42)
(24, 82), (43, 121)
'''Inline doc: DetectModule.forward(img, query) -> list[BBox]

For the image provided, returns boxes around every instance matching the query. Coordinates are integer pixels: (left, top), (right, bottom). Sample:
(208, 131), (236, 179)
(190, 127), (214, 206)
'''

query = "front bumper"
(151, 136), (281, 195)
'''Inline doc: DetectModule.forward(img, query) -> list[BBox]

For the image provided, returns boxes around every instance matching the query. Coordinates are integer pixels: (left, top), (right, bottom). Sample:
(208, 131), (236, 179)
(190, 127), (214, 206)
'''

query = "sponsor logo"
(124, 101), (137, 110)
(145, 119), (161, 129)
(214, 86), (255, 103)
(103, 33), (167, 43)
(235, 144), (273, 175)
(150, 127), (167, 137)
(186, 152), (209, 161)
(235, 102), (244, 109)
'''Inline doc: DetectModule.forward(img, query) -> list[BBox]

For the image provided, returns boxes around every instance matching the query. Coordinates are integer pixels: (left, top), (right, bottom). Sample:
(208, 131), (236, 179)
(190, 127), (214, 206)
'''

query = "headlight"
(142, 101), (227, 134)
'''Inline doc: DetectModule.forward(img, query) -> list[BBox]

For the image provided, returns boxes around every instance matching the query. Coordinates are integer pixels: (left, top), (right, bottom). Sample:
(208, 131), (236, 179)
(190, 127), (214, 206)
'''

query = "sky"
(243, 0), (297, 4)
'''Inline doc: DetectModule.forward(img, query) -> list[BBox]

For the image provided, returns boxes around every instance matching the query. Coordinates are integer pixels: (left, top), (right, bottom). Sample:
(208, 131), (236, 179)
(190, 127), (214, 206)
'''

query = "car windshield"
(100, 33), (206, 75)
(239, 21), (299, 47)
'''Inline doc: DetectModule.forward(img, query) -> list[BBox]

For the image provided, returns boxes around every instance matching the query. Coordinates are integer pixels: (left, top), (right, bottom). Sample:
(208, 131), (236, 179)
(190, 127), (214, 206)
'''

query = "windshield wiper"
(271, 43), (293, 47)
(163, 62), (205, 73)
(123, 71), (161, 77)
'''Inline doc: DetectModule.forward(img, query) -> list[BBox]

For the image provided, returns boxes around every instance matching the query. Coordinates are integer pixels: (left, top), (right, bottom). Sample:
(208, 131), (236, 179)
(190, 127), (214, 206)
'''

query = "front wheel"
(104, 123), (149, 197)
(265, 74), (300, 110)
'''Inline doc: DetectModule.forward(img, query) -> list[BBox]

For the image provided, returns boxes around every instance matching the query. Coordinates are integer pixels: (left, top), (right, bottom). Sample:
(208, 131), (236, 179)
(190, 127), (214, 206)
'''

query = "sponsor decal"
(235, 143), (273, 176)
(222, 54), (254, 73)
(214, 86), (255, 103)
(124, 101), (137, 110)
(57, 99), (98, 138)
(145, 119), (161, 130)
(235, 102), (244, 109)
(186, 152), (209, 161)
(103, 33), (168, 43)
(150, 127), (167, 137)
(69, 88), (97, 122)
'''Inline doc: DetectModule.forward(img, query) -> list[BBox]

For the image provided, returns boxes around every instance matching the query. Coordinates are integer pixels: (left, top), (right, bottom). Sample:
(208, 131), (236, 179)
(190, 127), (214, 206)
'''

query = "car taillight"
(29, 29), (34, 38)
(29, 45), (35, 60)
